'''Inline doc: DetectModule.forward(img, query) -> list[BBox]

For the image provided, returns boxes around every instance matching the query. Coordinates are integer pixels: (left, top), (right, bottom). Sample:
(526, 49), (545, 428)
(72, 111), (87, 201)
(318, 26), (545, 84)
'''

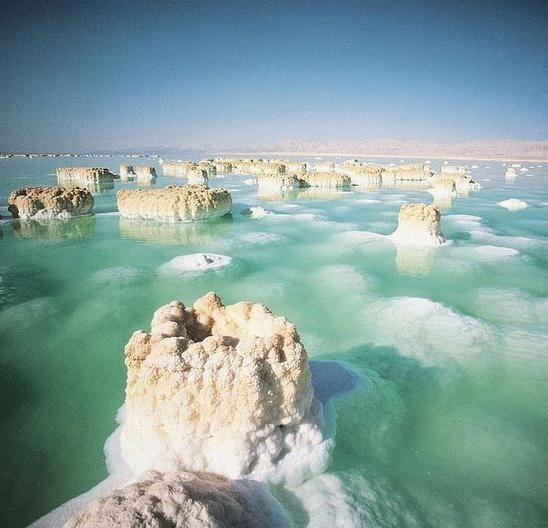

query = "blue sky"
(1, 0), (547, 151)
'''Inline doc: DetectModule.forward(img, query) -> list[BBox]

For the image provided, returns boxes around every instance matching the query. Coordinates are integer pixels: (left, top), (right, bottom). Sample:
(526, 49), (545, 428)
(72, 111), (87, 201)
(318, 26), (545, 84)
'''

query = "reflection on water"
(57, 180), (115, 195)
(381, 180), (430, 190)
(118, 216), (232, 245)
(11, 216), (96, 240)
(394, 245), (436, 276)
(258, 187), (348, 201)
(430, 192), (454, 210)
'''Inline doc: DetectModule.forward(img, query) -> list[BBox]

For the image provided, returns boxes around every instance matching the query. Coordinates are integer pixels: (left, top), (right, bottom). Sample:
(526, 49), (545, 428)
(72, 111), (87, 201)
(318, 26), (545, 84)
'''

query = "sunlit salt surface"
(1, 154), (548, 527)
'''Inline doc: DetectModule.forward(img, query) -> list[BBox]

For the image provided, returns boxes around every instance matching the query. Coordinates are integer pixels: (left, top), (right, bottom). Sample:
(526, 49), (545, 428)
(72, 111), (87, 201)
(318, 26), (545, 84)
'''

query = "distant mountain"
(236, 139), (548, 161)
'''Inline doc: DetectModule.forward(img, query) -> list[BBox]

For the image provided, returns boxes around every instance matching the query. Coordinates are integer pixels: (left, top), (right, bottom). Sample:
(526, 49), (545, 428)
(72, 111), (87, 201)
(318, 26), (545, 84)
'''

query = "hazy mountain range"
(228, 139), (548, 161)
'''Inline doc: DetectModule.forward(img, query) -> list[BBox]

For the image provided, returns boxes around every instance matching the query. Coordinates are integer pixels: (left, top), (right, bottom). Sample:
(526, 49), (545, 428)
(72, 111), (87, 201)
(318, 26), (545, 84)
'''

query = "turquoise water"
(1, 156), (547, 527)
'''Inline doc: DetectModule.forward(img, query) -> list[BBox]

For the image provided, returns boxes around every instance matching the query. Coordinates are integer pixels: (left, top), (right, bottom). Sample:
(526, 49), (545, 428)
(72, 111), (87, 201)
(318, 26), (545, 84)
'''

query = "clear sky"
(1, 0), (547, 151)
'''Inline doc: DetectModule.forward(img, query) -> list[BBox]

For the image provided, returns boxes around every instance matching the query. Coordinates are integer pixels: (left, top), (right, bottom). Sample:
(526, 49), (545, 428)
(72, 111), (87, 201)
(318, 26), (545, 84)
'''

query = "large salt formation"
(117, 185), (232, 222)
(119, 165), (135, 181)
(120, 292), (325, 480)
(134, 166), (156, 183)
(8, 186), (94, 220)
(300, 172), (351, 188)
(56, 167), (115, 184)
(432, 165), (479, 194)
(336, 161), (432, 186)
(389, 203), (446, 247)
(381, 163), (434, 182)
(64, 471), (287, 528)
(256, 173), (308, 191)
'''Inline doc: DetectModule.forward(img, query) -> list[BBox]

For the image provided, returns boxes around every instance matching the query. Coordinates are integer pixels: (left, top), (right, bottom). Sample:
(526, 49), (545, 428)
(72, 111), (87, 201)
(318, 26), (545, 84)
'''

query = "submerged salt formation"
(56, 167), (115, 184)
(120, 292), (325, 480)
(64, 470), (287, 528)
(117, 185), (232, 222)
(8, 187), (94, 220)
(300, 172), (351, 188)
(505, 168), (517, 180)
(389, 203), (445, 247)
(498, 198), (528, 211)
(119, 165), (135, 181)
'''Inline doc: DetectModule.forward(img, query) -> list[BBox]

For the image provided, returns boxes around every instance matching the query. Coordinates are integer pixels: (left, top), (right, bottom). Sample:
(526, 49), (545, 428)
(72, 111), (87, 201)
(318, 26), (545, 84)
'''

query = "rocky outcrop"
(56, 167), (115, 184)
(8, 187), (94, 220)
(134, 166), (156, 183)
(196, 161), (217, 176)
(186, 168), (208, 185)
(64, 470), (286, 528)
(119, 165), (135, 181)
(389, 203), (445, 247)
(120, 292), (325, 479)
(300, 172), (351, 188)
(116, 185), (232, 222)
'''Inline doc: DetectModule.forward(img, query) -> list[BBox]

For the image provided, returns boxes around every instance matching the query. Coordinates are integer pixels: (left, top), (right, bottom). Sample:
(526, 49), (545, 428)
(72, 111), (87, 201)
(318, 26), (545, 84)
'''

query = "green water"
(1, 156), (547, 527)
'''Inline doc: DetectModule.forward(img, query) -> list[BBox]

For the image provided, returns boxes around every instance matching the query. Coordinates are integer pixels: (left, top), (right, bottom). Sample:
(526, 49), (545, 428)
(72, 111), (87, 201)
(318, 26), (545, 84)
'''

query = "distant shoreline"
(217, 151), (547, 163)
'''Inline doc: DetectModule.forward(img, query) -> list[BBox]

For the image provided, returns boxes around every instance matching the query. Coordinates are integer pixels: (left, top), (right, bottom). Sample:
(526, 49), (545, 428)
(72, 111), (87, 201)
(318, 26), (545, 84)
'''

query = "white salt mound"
(158, 253), (232, 275)
(241, 206), (273, 218)
(498, 199), (528, 211)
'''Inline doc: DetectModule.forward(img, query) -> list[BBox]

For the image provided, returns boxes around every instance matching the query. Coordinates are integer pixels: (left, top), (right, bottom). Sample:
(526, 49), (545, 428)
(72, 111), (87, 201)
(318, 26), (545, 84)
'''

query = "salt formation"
(134, 166), (156, 183)
(441, 165), (468, 175)
(162, 161), (196, 177)
(119, 165), (135, 181)
(56, 167), (115, 184)
(505, 168), (517, 180)
(314, 161), (335, 172)
(64, 471), (287, 528)
(429, 178), (456, 210)
(8, 186), (94, 220)
(381, 163), (433, 182)
(116, 185), (232, 222)
(241, 206), (273, 218)
(300, 172), (351, 188)
(256, 173), (308, 191)
(186, 168), (208, 185)
(432, 173), (480, 194)
(498, 198), (528, 211)
(158, 253), (232, 274)
(389, 203), (446, 247)
(431, 177), (457, 196)
(120, 292), (326, 480)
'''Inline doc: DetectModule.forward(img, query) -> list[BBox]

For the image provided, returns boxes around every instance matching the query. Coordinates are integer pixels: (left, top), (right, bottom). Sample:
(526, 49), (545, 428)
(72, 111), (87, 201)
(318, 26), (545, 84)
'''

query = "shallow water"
(1, 156), (548, 527)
